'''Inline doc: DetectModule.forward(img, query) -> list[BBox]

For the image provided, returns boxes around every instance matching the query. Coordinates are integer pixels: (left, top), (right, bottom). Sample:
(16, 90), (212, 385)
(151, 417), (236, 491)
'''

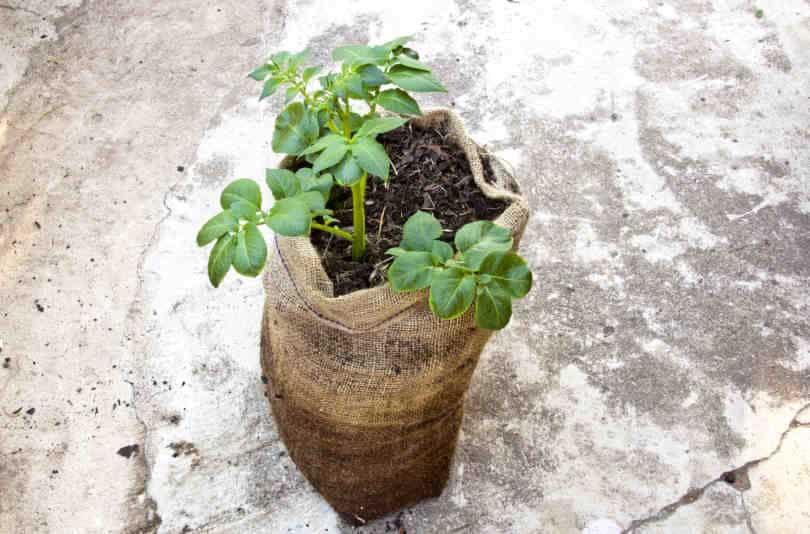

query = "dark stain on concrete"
(117, 444), (140, 459)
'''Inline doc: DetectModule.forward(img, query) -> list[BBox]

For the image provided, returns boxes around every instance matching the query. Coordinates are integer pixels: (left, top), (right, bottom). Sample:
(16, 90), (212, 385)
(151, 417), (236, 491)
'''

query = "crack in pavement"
(118, 49), (280, 533)
(117, 2), (290, 527)
(740, 492), (758, 534)
(623, 402), (810, 533)
(118, 174), (177, 532)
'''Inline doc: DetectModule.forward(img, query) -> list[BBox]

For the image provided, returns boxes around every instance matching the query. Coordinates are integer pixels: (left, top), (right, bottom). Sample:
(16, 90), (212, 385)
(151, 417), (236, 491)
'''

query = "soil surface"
(310, 119), (509, 296)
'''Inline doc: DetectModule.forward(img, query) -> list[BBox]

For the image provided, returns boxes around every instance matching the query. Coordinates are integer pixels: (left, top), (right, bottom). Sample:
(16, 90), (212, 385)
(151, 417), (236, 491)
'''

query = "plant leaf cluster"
(199, 36), (445, 286)
(197, 38), (532, 329)
(196, 169), (339, 287)
(387, 212), (532, 330)
(250, 37), (446, 184)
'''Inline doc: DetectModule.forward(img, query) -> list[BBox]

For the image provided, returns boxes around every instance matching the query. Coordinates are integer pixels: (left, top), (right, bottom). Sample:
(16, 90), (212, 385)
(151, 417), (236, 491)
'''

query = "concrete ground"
(2, 1), (809, 532)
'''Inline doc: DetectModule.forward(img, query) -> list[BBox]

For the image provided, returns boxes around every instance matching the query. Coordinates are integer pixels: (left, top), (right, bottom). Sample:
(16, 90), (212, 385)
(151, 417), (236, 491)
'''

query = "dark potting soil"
(310, 120), (510, 296)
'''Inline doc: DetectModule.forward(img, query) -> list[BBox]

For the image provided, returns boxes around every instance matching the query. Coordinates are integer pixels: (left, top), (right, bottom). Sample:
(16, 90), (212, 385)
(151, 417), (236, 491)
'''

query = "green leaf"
(300, 134), (345, 156)
(375, 89), (421, 116)
(271, 51), (291, 68)
(355, 117), (408, 139)
(332, 80), (349, 100)
(316, 108), (329, 129)
(401, 47), (419, 60)
(298, 170), (333, 200)
(332, 44), (387, 65)
(312, 142), (348, 174)
(385, 246), (408, 257)
(474, 285), (512, 330)
(455, 221), (513, 270)
(351, 137), (389, 178)
(233, 223), (267, 277)
(387, 66), (447, 92)
(284, 86), (298, 104)
(295, 167), (315, 179)
(357, 64), (387, 87)
(295, 190), (326, 211)
(429, 268), (476, 320)
(401, 211), (443, 252)
(197, 210), (239, 246)
(319, 73), (336, 90)
(388, 251), (435, 292)
(265, 197), (311, 236)
(207, 234), (236, 288)
(431, 240), (454, 264)
(302, 65), (322, 82)
(229, 200), (259, 221)
(288, 48), (310, 71)
(391, 55), (431, 72)
(265, 169), (300, 200)
(260, 77), (282, 100)
(220, 179), (261, 209)
(381, 35), (412, 54)
(344, 73), (365, 98)
(248, 64), (272, 81)
(478, 251), (532, 298)
(332, 154), (363, 185)
(272, 102), (319, 155)
(334, 112), (363, 134)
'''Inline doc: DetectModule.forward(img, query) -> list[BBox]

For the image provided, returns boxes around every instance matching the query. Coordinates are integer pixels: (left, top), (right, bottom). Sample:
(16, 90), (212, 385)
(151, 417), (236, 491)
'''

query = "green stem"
(350, 172), (367, 260)
(368, 87), (379, 114)
(341, 96), (351, 138)
(311, 222), (352, 241)
(296, 82), (311, 105)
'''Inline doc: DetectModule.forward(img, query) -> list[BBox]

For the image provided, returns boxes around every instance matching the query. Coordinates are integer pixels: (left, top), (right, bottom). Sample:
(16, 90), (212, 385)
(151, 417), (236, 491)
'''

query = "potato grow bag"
(260, 109), (530, 524)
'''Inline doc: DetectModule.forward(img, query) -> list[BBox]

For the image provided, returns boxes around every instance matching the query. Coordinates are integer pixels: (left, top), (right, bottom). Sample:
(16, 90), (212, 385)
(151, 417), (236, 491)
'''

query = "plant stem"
(296, 82), (311, 105)
(350, 172), (367, 260)
(368, 88), (379, 114)
(342, 96), (351, 138)
(336, 92), (365, 260)
(311, 222), (352, 241)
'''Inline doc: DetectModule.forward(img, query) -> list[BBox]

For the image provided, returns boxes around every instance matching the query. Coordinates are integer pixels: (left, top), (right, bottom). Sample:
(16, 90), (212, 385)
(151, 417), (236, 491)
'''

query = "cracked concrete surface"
(2, 1), (809, 533)
(630, 403), (810, 532)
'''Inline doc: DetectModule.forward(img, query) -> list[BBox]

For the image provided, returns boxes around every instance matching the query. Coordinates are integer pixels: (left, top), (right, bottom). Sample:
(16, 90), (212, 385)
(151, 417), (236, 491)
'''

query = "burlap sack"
(260, 109), (530, 524)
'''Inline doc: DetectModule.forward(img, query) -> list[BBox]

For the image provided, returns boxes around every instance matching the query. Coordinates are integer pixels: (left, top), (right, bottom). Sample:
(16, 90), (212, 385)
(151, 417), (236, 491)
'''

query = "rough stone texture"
(2, 1), (809, 533)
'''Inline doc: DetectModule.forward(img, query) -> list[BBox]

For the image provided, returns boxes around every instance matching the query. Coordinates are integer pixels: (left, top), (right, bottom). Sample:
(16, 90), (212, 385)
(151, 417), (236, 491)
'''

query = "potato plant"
(196, 38), (532, 329)
(387, 212), (532, 330)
